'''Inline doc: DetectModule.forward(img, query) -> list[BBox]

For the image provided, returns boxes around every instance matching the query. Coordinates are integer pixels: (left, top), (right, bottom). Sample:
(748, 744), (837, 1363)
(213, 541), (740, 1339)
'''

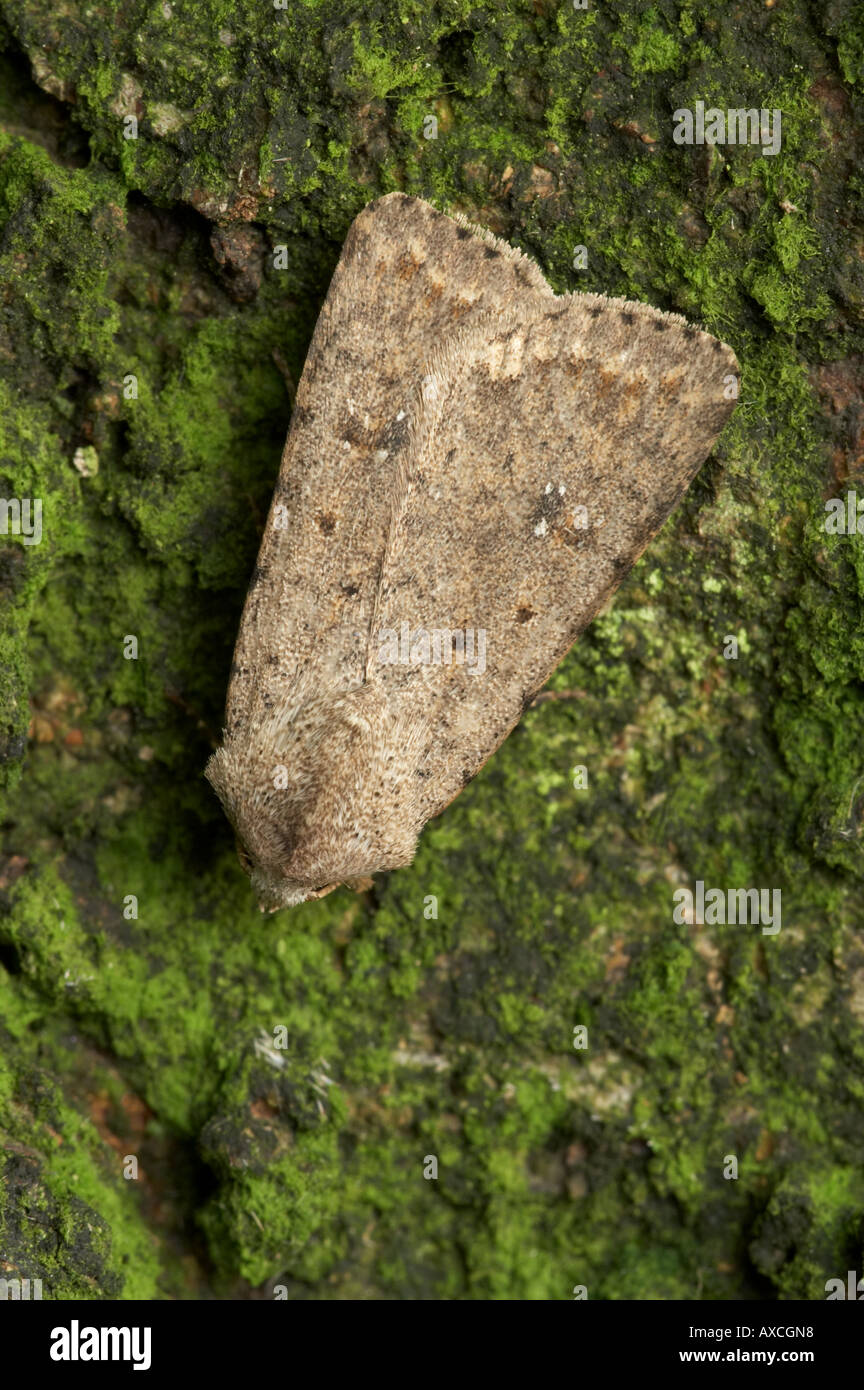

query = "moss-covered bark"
(1, 0), (863, 1299)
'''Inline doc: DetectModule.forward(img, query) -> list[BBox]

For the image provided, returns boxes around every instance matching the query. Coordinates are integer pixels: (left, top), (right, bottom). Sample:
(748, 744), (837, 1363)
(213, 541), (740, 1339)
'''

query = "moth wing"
(369, 295), (739, 822)
(224, 193), (554, 738)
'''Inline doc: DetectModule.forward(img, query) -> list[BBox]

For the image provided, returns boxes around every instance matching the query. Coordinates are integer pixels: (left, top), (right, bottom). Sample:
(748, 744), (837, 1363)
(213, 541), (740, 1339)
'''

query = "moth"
(206, 193), (738, 911)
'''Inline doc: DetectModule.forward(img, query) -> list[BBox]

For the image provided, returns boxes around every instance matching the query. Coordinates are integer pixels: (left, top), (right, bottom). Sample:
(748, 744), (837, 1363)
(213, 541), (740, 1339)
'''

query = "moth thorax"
(256, 683), (424, 885)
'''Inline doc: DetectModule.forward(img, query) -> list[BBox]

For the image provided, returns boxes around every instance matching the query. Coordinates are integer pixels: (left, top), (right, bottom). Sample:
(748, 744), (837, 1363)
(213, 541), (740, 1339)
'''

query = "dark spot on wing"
(374, 411), (410, 454)
(340, 412), (371, 447)
(529, 484), (566, 533)
(563, 355), (586, 382)
(273, 478), (298, 505)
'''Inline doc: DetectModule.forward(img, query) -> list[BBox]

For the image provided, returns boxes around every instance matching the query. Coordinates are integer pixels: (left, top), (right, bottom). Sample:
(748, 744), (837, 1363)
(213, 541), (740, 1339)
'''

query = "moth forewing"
(366, 297), (738, 825)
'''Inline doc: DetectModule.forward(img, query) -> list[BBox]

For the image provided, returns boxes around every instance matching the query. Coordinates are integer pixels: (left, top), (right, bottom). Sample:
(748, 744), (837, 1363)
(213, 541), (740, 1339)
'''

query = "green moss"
(0, 0), (863, 1301)
(0, 965), (161, 1298)
(620, 9), (683, 74)
(749, 1167), (864, 1299)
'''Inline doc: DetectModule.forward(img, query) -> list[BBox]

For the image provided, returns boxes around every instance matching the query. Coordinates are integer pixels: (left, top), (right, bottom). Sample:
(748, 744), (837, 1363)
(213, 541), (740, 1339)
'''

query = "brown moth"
(205, 192), (738, 911)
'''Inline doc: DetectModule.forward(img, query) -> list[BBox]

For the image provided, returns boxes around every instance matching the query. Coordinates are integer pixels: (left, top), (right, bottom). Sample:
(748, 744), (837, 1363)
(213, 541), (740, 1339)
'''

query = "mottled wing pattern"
(369, 295), (738, 823)
(225, 193), (553, 739)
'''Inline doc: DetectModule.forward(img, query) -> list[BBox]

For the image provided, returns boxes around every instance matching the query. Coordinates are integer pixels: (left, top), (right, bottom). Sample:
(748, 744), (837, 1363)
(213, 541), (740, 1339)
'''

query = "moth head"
(229, 840), (315, 910)
(205, 684), (426, 912)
